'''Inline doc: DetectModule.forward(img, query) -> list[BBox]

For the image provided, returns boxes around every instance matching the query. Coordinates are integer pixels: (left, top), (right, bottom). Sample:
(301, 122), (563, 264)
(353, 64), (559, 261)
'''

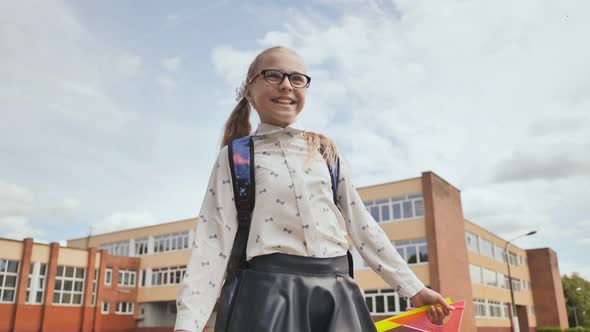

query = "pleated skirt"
(221, 253), (377, 332)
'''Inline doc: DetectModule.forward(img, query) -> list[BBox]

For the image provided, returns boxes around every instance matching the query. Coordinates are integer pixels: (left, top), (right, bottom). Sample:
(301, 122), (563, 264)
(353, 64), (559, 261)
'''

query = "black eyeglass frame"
(248, 69), (311, 88)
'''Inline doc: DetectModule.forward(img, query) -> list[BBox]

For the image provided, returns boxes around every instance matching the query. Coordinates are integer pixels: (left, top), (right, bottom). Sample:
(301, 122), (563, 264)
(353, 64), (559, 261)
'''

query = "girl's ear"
(244, 87), (254, 107)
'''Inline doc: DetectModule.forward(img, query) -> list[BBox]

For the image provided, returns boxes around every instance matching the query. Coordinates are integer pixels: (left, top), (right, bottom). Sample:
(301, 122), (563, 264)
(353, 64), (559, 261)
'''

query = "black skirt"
(221, 253), (377, 332)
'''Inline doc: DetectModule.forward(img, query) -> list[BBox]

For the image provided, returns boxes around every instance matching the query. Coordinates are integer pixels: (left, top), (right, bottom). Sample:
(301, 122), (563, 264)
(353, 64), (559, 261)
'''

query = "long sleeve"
(336, 156), (425, 298)
(175, 146), (238, 332)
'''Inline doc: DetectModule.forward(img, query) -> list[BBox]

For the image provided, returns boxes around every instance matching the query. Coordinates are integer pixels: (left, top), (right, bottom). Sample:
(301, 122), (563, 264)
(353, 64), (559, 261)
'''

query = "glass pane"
(183, 236), (189, 248)
(27, 278), (31, 288)
(407, 246), (417, 264)
(365, 297), (373, 312)
(375, 295), (385, 313)
(73, 294), (82, 304)
(370, 206), (380, 221)
(402, 201), (413, 219)
(2, 289), (14, 302)
(414, 199), (424, 217)
(25, 291), (30, 302)
(0, 275), (3, 286)
(387, 294), (397, 312)
(29, 264), (34, 274)
(0, 259), (5, 272)
(76, 268), (84, 279)
(5, 276), (16, 287)
(54, 279), (62, 291)
(418, 245), (429, 263)
(400, 297), (408, 311)
(395, 247), (406, 261)
(7, 261), (19, 273)
(171, 237), (177, 250)
(62, 293), (71, 304)
(40, 264), (46, 276)
(64, 280), (73, 291)
(381, 205), (390, 221)
(53, 292), (60, 304)
(57, 266), (64, 276)
(392, 204), (401, 219)
(74, 281), (83, 292)
(36, 291), (43, 303)
(65, 267), (74, 278)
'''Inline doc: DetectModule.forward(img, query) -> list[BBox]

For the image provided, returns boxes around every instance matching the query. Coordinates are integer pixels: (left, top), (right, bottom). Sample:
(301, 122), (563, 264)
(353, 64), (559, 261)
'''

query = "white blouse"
(174, 123), (424, 332)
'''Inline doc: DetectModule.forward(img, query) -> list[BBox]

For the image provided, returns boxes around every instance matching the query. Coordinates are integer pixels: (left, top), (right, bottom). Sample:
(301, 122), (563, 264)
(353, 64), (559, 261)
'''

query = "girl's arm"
(174, 146), (238, 332)
(335, 156), (425, 298)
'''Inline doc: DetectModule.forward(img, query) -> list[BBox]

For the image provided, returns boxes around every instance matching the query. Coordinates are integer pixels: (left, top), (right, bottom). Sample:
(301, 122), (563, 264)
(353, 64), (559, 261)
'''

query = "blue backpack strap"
(227, 136), (255, 272)
(328, 157), (354, 279)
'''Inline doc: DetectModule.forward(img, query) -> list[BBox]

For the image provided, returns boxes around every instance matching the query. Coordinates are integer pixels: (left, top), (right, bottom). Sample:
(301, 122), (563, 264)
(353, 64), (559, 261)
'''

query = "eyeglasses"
(248, 69), (311, 89)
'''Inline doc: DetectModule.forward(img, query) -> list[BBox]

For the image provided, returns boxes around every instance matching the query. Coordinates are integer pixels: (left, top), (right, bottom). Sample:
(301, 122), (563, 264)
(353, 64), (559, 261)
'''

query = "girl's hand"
(409, 287), (455, 325)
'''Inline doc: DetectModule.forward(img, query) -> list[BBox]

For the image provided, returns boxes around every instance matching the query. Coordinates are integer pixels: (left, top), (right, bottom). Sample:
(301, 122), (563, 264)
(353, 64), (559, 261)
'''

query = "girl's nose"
(279, 77), (294, 91)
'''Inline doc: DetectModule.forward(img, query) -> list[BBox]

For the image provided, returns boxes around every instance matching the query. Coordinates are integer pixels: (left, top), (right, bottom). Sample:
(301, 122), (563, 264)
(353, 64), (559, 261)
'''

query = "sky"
(1, 0), (589, 279)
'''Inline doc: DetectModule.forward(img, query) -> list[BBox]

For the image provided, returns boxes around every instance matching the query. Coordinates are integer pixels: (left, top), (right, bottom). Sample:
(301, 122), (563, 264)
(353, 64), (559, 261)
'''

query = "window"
(101, 241), (130, 256)
(149, 266), (186, 286)
(91, 269), (98, 306)
(364, 193), (424, 223)
(140, 270), (146, 287)
(474, 298), (487, 317)
(508, 251), (518, 266)
(53, 266), (85, 305)
(25, 262), (47, 304)
(494, 245), (507, 263)
(528, 306), (535, 316)
(153, 232), (189, 254)
(511, 278), (522, 292)
(0, 259), (20, 303)
(483, 268), (497, 287)
(118, 269), (136, 287)
(480, 238), (493, 257)
(470, 265), (482, 284)
(135, 237), (149, 256)
(364, 289), (410, 315)
(393, 239), (428, 265)
(497, 273), (506, 289)
(102, 301), (110, 314)
(465, 232), (479, 252)
(488, 300), (502, 318)
(116, 302), (134, 315)
(503, 303), (511, 318)
(105, 268), (112, 286)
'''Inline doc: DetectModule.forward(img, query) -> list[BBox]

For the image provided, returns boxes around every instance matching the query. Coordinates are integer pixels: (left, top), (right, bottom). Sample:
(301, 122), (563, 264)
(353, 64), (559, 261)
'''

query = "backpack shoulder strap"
(227, 136), (255, 272)
(327, 157), (355, 279)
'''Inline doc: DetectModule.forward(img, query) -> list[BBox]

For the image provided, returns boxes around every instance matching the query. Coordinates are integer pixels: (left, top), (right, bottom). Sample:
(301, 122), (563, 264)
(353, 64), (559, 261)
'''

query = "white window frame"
(52, 265), (85, 306)
(479, 238), (494, 258)
(116, 301), (134, 315)
(91, 269), (98, 306)
(149, 266), (186, 287)
(392, 239), (428, 265)
(0, 259), (20, 303)
(25, 262), (47, 304)
(105, 268), (112, 286)
(364, 193), (425, 224)
(483, 268), (497, 287)
(134, 237), (149, 256)
(474, 298), (488, 318)
(465, 232), (479, 252)
(117, 269), (137, 287)
(364, 289), (410, 315)
(101, 301), (110, 314)
(470, 264), (482, 284)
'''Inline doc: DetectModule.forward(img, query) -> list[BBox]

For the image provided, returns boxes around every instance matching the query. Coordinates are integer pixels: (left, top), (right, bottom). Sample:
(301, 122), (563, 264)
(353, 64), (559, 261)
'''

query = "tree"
(562, 273), (590, 327)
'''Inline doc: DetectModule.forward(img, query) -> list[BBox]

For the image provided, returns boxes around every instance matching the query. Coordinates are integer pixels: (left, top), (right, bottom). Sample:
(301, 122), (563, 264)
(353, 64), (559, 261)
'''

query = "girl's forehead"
(258, 50), (306, 73)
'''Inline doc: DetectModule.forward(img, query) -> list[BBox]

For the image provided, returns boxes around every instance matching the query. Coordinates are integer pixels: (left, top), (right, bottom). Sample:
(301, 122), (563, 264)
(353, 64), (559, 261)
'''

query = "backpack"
(214, 136), (354, 331)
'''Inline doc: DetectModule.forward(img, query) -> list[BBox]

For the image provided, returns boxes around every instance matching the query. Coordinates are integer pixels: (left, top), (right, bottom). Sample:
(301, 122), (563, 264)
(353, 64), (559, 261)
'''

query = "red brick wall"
(422, 171), (477, 332)
(0, 304), (15, 332)
(527, 248), (569, 329)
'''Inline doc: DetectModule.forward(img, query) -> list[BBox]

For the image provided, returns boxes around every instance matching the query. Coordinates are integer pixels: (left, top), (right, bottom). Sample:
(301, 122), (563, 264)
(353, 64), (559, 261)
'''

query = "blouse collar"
(252, 122), (304, 137)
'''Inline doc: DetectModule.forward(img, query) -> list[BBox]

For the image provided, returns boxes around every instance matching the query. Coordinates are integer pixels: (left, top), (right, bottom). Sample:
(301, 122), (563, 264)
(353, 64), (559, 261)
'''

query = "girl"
(175, 46), (453, 332)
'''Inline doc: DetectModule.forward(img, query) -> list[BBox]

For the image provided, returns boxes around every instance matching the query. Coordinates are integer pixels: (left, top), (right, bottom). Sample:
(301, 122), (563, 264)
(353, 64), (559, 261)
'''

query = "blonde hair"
(221, 46), (339, 168)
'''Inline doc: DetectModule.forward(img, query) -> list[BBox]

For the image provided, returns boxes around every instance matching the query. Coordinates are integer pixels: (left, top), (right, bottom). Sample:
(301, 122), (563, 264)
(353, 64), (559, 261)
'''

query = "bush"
(538, 328), (563, 332)
(565, 328), (590, 332)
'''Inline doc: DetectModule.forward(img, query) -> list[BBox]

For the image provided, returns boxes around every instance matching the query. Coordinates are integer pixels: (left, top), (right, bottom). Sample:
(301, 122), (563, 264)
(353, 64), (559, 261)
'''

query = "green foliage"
(563, 272), (590, 328)
(564, 328), (590, 332)
(538, 327), (563, 332)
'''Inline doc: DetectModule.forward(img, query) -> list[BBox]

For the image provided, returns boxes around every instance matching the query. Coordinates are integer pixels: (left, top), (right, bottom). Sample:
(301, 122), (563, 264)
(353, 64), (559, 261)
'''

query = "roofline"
(357, 175), (422, 190)
(464, 219), (530, 251)
(67, 217), (197, 242)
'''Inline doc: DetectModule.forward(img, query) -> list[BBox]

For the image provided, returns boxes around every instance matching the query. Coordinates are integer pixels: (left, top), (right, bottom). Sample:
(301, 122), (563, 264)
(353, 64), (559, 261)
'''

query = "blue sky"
(2, 0), (590, 279)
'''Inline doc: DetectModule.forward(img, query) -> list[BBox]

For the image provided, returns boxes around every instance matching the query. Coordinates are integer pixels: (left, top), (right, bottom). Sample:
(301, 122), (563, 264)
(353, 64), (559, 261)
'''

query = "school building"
(0, 171), (568, 332)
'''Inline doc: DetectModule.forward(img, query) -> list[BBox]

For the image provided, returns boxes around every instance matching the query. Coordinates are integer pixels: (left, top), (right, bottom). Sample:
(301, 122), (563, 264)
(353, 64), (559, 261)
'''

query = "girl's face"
(245, 50), (308, 128)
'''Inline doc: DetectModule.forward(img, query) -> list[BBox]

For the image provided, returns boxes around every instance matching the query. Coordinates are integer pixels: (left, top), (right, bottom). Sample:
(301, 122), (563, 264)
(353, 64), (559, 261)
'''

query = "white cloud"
(0, 216), (46, 240)
(115, 54), (143, 77)
(0, 181), (34, 216)
(157, 75), (177, 91)
(93, 211), (159, 235)
(162, 57), (182, 71)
